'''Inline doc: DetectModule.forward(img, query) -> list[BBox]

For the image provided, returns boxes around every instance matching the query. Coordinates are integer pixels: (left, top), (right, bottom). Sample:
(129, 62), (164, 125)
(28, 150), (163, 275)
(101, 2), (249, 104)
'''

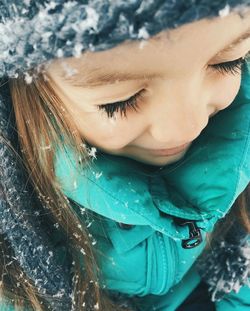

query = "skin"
(45, 10), (250, 166)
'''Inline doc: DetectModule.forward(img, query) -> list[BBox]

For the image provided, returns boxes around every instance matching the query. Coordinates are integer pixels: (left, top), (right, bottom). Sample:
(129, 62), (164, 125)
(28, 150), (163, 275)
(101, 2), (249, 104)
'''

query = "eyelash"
(209, 56), (246, 75)
(98, 56), (247, 119)
(98, 89), (144, 119)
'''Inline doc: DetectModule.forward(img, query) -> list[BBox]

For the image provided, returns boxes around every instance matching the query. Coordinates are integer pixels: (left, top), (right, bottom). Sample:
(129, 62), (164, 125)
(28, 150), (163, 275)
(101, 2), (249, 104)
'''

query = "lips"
(144, 142), (192, 156)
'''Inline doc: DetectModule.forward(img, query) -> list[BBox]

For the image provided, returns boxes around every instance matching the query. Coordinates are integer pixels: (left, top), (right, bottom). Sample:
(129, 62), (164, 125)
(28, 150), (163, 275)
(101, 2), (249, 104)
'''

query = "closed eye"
(209, 55), (248, 75)
(97, 54), (249, 119)
(97, 89), (145, 119)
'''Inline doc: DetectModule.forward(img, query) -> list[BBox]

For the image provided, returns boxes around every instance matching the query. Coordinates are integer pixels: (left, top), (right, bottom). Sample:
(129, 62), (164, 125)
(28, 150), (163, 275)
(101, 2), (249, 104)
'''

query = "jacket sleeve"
(215, 281), (250, 311)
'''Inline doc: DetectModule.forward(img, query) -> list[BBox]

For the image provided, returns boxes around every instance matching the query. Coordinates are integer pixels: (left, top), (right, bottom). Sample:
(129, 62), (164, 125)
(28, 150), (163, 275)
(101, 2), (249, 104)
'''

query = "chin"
(124, 153), (184, 167)
(99, 147), (187, 167)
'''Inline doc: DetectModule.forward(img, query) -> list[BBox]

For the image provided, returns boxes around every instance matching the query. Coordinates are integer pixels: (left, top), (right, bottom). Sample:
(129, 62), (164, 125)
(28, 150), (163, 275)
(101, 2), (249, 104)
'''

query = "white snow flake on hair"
(87, 147), (97, 159)
(54, 222), (59, 229)
(73, 43), (84, 58)
(80, 207), (86, 215)
(46, 251), (54, 265)
(52, 288), (66, 298)
(219, 4), (230, 18)
(138, 27), (150, 40)
(56, 48), (64, 58)
(24, 72), (33, 84)
(80, 248), (86, 255)
(61, 61), (78, 78)
(40, 144), (51, 150)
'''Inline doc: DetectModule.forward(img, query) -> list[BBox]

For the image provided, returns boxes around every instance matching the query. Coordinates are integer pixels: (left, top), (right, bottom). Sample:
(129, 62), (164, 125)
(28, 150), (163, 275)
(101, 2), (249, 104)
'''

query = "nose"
(147, 97), (209, 148)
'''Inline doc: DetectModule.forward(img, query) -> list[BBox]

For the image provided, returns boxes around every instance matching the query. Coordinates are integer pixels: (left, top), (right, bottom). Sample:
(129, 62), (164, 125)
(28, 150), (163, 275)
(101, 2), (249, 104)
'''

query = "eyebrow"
(216, 28), (250, 54)
(63, 28), (250, 88)
(63, 68), (162, 88)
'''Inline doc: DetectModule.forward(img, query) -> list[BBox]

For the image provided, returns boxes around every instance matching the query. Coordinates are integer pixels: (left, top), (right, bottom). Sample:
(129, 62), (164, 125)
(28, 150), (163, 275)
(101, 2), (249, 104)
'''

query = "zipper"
(174, 217), (203, 249)
(157, 232), (177, 293)
(169, 236), (178, 285)
(157, 231), (168, 293)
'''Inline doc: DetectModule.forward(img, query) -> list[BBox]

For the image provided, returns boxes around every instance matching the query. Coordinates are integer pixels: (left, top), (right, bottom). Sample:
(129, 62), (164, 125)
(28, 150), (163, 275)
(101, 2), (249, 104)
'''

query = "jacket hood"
(54, 61), (250, 243)
(0, 0), (249, 79)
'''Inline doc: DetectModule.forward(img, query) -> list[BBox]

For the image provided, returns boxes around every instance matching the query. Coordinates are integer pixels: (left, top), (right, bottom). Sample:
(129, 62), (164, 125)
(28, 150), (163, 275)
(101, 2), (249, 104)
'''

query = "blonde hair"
(0, 68), (249, 310)
(0, 70), (135, 310)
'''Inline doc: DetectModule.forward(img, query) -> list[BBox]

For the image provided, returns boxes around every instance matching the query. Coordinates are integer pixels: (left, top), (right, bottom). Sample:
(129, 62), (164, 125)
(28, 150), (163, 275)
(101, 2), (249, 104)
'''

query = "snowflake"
(24, 72), (33, 84)
(219, 4), (230, 18)
(87, 147), (97, 159)
(138, 27), (149, 40)
(80, 248), (86, 255)
(95, 172), (103, 179)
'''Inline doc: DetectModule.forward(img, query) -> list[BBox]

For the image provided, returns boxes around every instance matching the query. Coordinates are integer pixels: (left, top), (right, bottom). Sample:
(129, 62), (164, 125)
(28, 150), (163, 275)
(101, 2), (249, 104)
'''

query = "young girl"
(0, 1), (250, 310)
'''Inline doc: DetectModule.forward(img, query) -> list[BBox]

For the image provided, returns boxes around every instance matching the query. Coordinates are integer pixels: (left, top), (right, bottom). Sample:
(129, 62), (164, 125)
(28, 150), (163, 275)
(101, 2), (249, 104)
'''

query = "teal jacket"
(54, 61), (250, 310)
(2, 63), (250, 310)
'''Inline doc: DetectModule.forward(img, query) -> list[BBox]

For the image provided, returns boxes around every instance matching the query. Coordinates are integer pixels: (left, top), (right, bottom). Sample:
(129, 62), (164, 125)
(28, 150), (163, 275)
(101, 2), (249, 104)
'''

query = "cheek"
(74, 112), (139, 149)
(212, 74), (241, 110)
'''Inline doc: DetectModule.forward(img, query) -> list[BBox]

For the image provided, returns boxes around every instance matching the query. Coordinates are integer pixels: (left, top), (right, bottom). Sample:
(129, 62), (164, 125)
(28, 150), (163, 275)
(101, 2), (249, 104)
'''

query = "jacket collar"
(54, 62), (250, 242)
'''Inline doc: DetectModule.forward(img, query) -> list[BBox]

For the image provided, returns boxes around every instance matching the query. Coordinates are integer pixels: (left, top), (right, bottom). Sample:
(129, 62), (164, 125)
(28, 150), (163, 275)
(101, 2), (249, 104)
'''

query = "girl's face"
(46, 11), (250, 166)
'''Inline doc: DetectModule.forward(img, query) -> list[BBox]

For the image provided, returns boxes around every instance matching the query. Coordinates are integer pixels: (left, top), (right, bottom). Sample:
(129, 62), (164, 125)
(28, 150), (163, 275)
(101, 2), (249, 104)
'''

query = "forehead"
(45, 11), (250, 84)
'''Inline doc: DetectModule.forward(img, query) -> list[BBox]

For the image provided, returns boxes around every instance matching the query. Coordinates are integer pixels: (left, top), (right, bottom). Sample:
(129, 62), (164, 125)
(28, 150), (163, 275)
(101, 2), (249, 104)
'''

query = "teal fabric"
(215, 283), (250, 311)
(82, 210), (207, 295)
(53, 61), (250, 310)
(0, 301), (16, 311)
(134, 264), (202, 311)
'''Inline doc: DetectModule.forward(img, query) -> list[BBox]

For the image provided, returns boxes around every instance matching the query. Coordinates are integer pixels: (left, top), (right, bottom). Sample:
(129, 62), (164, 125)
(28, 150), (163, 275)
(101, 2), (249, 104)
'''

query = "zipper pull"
(117, 222), (135, 230)
(175, 218), (203, 249)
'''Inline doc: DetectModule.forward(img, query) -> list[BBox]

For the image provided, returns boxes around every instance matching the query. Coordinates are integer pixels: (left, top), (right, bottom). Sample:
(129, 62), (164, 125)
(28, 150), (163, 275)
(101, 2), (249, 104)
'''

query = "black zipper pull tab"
(175, 218), (203, 249)
(117, 222), (135, 230)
